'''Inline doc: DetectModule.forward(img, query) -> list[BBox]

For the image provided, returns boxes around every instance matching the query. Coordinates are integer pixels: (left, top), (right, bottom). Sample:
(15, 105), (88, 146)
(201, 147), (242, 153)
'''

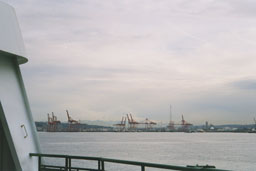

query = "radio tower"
(167, 104), (175, 130)
(170, 105), (172, 123)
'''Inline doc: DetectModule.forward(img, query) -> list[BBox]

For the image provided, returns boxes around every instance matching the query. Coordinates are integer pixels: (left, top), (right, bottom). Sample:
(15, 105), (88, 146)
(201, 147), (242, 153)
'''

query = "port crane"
(66, 110), (79, 124)
(115, 114), (157, 131)
(180, 115), (192, 131)
(167, 114), (193, 132)
(47, 112), (61, 132)
(114, 116), (126, 131)
(144, 118), (157, 129)
(127, 113), (139, 130)
(51, 112), (61, 131)
(47, 113), (53, 132)
(66, 110), (80, 131)
(52, 112), (61, 124)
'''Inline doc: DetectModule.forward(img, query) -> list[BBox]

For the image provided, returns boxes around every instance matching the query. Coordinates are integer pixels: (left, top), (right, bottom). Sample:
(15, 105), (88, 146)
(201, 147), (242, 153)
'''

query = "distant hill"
(194, 124), (255, 129)
(35, 121), (113, 132)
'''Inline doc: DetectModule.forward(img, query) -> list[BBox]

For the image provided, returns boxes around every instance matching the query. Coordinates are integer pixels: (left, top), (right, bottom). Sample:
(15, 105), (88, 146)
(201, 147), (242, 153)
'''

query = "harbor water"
(39, 132), (256, 171)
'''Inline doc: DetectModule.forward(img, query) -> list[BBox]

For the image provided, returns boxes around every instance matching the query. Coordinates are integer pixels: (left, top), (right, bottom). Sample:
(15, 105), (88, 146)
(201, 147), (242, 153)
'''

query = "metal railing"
(30, 153), (231, 171)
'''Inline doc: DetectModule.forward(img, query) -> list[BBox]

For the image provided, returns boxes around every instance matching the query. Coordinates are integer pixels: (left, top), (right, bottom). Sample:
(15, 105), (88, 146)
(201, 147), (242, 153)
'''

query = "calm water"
(38, 132), (256, 171)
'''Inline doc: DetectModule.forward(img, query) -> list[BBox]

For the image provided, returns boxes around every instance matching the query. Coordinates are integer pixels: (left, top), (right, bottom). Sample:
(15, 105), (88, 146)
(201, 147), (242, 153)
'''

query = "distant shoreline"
(35, 121), (256, 133)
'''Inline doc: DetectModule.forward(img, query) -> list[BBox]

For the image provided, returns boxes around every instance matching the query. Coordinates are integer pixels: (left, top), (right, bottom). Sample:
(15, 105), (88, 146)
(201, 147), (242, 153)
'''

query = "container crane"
(114, 116), (126, 131)
(144, 118), (157, 130)
(47, 112), (61, 132)
(127, 113), (139, 130)
(66, 110), (79, 124)
(66, 110), (80, 131)
(51, 112), (61, 131)
(47, 113), (53, 132)
(180, 115), (192, 131)
(52, 112), (61, 124)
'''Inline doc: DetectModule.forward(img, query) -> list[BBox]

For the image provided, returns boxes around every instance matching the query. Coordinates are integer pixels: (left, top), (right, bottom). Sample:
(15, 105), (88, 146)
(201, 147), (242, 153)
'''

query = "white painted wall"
(0, 2), (40, 171)
(0, 2), (27, 64)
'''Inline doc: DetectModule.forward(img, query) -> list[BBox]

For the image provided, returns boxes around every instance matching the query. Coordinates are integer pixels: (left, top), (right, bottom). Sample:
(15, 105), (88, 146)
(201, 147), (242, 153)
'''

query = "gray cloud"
(2, 0), (256, 124)
(231, 79), (256, 90)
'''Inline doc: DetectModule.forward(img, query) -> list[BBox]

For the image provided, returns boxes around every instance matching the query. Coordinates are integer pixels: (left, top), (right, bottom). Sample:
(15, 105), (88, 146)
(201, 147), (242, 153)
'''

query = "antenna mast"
(170, 104), (172, 122)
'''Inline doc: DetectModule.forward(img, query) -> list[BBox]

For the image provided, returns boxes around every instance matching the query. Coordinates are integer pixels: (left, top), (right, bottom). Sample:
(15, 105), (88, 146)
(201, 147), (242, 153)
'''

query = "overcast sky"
(3, 0), (256, 124)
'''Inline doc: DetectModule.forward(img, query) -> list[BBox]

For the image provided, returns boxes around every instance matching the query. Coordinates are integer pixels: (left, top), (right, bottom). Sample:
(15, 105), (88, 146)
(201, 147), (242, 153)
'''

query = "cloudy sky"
(4, 0), (256, 124)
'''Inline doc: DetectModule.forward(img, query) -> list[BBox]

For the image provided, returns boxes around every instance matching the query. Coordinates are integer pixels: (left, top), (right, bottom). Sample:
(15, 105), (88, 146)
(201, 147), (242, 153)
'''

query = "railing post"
(101, 160), (105, 171)
(38, 156), (41, 171)
(98, 160), (101, 170)
(69, 157), (71, 171)
(65, 156), (68, 171)
(141, 165), (145, 171)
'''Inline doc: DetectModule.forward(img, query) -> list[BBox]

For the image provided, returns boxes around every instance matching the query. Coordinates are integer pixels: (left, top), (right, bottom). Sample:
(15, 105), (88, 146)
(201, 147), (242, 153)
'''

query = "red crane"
(47, 113), (53, 132)
(180, 115), (192, 131)
(66, 110), (79, 124)
(130, 114), (139, 124)
(47, 112), (61, 132)
(127, 113), (139, 130)
(66, 110), (80, 131)
(114, 116), (126, 131)
(52, 112), (61, 131)
(47, 113), (52, 123)
(52, 112), (61, 124)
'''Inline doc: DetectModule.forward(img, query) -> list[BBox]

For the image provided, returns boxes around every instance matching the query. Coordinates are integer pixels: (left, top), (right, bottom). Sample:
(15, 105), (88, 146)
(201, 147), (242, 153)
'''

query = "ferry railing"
(30, 153), (231, 171)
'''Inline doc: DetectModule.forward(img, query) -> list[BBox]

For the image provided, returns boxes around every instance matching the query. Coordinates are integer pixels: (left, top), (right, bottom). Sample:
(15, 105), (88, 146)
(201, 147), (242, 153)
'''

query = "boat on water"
(0, 2), (231, 171)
